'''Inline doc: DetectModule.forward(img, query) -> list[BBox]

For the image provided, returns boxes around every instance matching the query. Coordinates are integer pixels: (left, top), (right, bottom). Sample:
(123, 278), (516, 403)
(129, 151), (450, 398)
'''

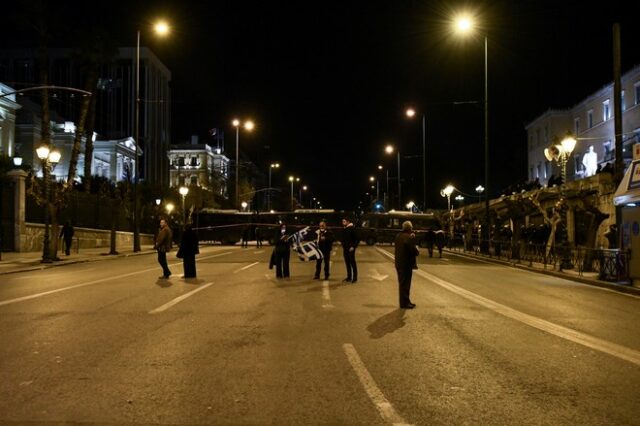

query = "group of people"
(270, 217), (359, 283)
(154, 216), (424, 310)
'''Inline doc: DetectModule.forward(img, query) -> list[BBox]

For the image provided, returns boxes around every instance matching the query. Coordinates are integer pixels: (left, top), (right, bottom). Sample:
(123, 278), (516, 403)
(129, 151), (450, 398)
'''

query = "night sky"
(3, 0), (640, 210)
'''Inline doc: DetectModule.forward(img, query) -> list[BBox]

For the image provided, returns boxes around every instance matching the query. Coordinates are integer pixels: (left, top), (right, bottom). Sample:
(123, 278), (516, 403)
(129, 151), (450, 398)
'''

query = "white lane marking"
(12, 268), (96, 280)
(234, 262), (259, 273)
(0, 267), (158, 307)
(343, 344), (412, 426)
(0, 251), (232, 307)
(322, 280), (334, 309)
(254, 250), (265, 254)
(446, 251), (640, 300)
(204, 251), (233, 259)
(148, 282), (215, 314)
(379, 247), (640, 367)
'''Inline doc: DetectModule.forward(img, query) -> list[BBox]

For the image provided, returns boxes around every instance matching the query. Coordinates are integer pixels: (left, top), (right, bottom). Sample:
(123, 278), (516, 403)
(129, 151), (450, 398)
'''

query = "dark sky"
(4, 0), (640, 210)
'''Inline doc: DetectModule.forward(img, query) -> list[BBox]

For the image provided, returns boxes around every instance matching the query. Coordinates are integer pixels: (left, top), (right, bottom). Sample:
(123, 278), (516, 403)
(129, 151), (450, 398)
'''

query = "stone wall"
(23, 223), (154, 253)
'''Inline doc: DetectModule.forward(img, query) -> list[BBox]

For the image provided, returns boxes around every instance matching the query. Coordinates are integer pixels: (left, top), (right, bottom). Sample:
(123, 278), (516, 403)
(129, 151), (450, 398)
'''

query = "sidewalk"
(446, 249), (640, 296)
(0, 245), (156, 275)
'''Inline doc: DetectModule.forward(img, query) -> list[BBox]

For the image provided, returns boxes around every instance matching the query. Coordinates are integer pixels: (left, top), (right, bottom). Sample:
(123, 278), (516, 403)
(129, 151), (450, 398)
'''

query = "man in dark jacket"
(178, 224), (199, 278)
(341, 218), (358, 283)
(273, 223), (291, 279)
(314, 221), (334, 280)
(155, 218), (173, 279)
(434, 229), (446, 258)
(59, 221), (74, 256)
(395, 221), (419, 309)
(424, 228), (435, 258)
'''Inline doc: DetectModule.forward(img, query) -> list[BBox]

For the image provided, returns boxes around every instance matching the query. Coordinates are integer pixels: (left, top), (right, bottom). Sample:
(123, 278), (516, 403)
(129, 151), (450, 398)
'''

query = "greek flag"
(288, 227), (324, 261)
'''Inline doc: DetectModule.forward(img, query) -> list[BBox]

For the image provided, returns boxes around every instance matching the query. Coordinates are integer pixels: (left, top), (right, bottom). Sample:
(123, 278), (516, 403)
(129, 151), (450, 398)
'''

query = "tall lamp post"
(288, 176), (298, 211)
(406, 107), (426, 211)
(179, 186), (189, 226)
(232, 118), (255, 209)
(268, 162), (280, 210)
(385, 145), (401, 209)
(133, 20), (171, 252)
(475, 185), (485, 204)
(36, 144), (61, 263)
(454, 15), (490, 253)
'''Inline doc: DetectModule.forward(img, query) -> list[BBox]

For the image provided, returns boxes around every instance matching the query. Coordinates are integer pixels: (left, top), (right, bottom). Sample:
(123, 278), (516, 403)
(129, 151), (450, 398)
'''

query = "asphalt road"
(1, 244), (639, 425)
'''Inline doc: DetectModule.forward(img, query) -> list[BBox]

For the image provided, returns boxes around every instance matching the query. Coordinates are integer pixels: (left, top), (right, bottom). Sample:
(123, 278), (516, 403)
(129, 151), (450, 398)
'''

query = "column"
(7, 169), (28, 252)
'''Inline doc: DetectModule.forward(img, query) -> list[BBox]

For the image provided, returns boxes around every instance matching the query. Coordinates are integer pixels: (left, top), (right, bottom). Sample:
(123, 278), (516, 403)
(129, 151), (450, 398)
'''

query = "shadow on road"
(155, 278), (173, 288)
(367, 308), (406, 339)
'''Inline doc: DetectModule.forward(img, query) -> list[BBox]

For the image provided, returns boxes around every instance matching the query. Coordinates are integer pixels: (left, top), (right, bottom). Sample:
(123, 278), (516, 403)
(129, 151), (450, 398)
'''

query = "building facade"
(0, 47), (171, 187)
(526, 64), (640, 185)
(168, 138), (230, 198)
(0, 83), (20, 158)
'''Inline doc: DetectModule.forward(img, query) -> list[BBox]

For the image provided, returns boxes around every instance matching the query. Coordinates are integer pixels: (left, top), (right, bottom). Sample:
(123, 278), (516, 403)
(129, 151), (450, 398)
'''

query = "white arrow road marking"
(343, 344), (413, 426)
(322, 280), (334, 309)
(369, 268), (389, 282)
(148, 282), (215, 314)
(234, 262), (259, 273)
(378, 246), (640, 367)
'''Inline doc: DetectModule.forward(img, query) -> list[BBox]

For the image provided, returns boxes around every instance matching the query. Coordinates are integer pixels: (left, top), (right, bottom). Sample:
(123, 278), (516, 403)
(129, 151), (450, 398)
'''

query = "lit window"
(603, 99), (611, 121)
(588, 110), (594, 128)
(635, 82), (640, 106)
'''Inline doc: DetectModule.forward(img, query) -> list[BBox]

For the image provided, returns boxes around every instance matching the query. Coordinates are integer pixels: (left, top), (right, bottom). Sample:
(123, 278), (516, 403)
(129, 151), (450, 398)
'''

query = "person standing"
(155, 218), (173, 279)
(341, 218), (358, 283)
(273, 223), (291, 279)
(434, 229), (446, 258)
(59, 221), (74, 256)
(178, 223), (199, 278)
(395, 221), (419, 309)
(314, 221), (334, 280)
(255, 226), (263, 248)
(241, 225), (249, 248)
(424, 228), (435, 258)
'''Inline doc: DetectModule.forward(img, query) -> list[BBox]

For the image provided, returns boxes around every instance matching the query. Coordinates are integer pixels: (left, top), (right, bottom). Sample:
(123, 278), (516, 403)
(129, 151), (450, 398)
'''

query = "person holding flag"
(313, 221), (334, 280)
(273, 223), (291, 279)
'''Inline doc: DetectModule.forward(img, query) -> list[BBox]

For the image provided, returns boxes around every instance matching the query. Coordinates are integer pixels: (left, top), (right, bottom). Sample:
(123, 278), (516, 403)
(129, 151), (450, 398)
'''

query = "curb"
(0, 249), (156, 276)
(446, 250), (640, 297)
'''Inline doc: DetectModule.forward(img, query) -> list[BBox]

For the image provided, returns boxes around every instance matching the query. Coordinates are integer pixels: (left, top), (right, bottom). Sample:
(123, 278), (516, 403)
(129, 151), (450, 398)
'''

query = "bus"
(358, 211), (441, 247)
(194, 209), (354, 245)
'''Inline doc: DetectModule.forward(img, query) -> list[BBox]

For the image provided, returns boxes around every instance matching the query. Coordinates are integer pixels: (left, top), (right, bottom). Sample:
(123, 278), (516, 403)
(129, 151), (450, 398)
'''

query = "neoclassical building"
(0, 82), (20, 158)
(168, 137), (230, 198)
(526, 63), (640, 185)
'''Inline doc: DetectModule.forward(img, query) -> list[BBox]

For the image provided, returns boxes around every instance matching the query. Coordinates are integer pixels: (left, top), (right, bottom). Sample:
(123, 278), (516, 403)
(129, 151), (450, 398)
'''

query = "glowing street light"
(406, 106), (427, 211)
(268, 162), (280, 210)
(475, 185), (485, 203)
(133, 19), (172, 253)
(440, 184), (455, 211)
(36, 144), (61, 263)
(453, 12), (490, 252)
(385, 144), (401, 209)
(179, 186), (189, 225)
(232, 118), (255, 209)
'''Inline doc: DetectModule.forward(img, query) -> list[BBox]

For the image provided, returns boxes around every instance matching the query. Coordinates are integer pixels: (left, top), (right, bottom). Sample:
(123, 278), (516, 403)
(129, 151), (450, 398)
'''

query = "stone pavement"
(446, 248), (640, 296)
(0, 245), (156, 275)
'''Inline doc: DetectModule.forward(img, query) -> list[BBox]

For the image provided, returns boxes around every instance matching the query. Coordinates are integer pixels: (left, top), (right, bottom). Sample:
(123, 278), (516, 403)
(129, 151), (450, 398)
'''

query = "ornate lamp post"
(440, 184), (454, 212)
(475, 185), (485, 204)
(36, 144), (61, 263)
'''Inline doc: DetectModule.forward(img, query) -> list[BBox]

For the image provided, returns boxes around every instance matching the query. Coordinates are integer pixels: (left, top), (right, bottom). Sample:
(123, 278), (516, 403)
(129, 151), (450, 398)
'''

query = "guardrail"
(447, 236), (630, 283)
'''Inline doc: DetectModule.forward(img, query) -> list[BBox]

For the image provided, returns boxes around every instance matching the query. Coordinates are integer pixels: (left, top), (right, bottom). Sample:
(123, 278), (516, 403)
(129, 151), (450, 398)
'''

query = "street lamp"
(288, 176), (297, 211)
(133, 19), (171, 253)
(440, 184), (454, 212)
(406, 107), (426, 211)
(268, 162), (280, 210)
(300, 185), (308, 208)
(385, 144), (401, 209)
(36, 144), (61, 263)
(454, 14), (490, 253)
(543, 132), (577, 269)
(455, 194), (465, 207)
(475, 185), (485, 204)
(179, 186), (189, 225)
(232, 118), (255, 209)
(241, 201), (248, 211)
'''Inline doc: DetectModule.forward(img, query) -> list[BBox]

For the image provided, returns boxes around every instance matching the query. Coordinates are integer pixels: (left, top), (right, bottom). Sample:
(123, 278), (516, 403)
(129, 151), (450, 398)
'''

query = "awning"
(613, 159), (640, 206)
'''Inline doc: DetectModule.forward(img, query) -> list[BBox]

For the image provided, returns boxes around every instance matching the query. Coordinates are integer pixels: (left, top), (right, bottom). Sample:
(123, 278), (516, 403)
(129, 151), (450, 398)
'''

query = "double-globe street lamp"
(268, 162), (280, 210)
(232, 118), (255, 209)
(440, 184), (455, 212)
(36, 144), (62, 263)
(133, 20), (171, 253)
(454, 14), (490, 252)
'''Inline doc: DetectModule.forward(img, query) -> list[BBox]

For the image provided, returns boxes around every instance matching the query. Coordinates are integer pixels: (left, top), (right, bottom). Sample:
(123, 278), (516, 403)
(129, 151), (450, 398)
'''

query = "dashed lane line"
(0, 251), (232, 307)
(376, 247), (640, 367)
(148, 282), (215, 314)
(234, 262), (259, 273)
(322, 280), (334, 309)
(343, 343), (413, 426)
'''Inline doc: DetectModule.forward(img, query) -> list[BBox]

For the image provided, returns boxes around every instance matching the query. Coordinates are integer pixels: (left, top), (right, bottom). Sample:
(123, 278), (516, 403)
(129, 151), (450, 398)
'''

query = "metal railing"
(447, 235), (630, 283)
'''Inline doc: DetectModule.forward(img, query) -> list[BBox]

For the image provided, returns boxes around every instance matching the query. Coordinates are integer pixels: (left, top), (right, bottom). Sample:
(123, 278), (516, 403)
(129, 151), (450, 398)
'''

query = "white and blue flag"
(288, 227), (324, 261)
